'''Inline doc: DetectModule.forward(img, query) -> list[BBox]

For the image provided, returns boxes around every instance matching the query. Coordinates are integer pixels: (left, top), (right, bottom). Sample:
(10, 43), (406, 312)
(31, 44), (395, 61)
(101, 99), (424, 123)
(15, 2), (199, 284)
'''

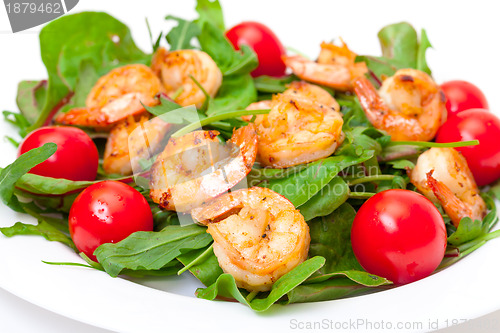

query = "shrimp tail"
(353, 76), (391, 128)
(426, 170), (472, 228)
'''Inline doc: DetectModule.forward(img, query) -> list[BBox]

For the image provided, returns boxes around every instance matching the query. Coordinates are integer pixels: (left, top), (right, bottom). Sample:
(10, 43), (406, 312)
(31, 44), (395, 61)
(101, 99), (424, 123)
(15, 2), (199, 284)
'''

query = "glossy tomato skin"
(19, 126), (98, 181)
(441, 80), (489, 117)
(436, 109), (500, 186)
(351, 189), (447, 285)
(226, 21), (286, 77)
(69, 181), (153, 261)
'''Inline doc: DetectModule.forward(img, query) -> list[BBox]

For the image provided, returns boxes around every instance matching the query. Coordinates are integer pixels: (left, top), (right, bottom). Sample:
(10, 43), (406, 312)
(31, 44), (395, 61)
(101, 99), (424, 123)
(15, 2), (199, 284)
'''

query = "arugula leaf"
(447, 194), (497, 246)
(305, 270), (391, 286)
(59, 60), (100, 113)
(16, 80), (47, 125)
(0, 143), (57, 212)
(378, 22), (418, 68)
(196, 256), (325, 311)
(206, 74), (257, 116)
(15, 172), (128, 196)
(261, 152), (373, 207)
(198, 21), (258, 76)
(416, 29), (432, 75)
(253, 75), (296, 93)
(165, 16), (201, 50)
(357, 22), (433, 79)
(284, 278), (380, 304)
(298, 177), (349, 221)
(307, 203), (364, 274)
(94, 224), (212, 277)
(195, 0), (225, 31)
(177, 245), (223, 286)
(31, 12), (148, 131)
(0, 220), (76, 251)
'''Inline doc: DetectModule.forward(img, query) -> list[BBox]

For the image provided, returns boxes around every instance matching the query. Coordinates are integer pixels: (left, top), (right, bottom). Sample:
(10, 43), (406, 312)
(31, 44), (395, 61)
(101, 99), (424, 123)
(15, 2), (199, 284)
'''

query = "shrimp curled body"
(410, 147), (486, 227)
(151, 47), (222, 109)
(55, 64), (163, 128)
(283, 41), (367, 91)
(255, 91), (344, 168)
(192, 187), (310, 292)
(149, 124), (258, 212)
(354, 68), (447, 142)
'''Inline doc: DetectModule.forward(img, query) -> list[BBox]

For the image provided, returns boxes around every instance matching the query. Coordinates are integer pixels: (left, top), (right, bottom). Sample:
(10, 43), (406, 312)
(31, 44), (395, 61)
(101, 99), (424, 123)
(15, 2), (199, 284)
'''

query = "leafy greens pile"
(1, 0), (499, 312)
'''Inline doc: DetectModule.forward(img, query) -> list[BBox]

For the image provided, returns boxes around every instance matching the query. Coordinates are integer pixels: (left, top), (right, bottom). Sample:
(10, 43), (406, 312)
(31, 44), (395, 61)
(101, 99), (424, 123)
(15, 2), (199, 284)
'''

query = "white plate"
(1, 1), (500, 332)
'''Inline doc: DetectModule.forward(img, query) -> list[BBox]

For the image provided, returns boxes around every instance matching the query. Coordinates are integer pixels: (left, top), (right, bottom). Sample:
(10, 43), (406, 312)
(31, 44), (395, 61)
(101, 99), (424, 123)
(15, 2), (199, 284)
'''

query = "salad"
(1, 0), (500, 312)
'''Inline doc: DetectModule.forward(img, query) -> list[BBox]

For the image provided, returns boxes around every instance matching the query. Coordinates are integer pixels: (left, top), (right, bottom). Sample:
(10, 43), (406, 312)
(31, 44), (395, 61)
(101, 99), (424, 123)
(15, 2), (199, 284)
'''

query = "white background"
(1, 0), (500, 332)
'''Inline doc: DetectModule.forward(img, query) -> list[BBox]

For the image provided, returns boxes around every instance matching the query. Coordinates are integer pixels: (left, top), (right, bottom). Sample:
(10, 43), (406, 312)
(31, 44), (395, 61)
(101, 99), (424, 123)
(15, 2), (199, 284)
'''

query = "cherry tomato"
(436, 109), (500, 186)
(226, 21), (286, 77)
(441, 80), (489, 117)
(351, 189), (447, 285)
(69, 181), (153, 261)
(19, 126), (98, 181)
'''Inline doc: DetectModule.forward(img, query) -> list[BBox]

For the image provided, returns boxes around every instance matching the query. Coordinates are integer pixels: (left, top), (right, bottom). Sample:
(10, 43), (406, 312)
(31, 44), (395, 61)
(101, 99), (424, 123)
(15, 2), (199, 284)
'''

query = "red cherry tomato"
(226, 21), (286, 77)
(19, 126), (98, 181)
(69, 181), (153, 261)
(351, 189), (447, 285)
(441, 80), (489, 117)
(436, 109), (500, 186)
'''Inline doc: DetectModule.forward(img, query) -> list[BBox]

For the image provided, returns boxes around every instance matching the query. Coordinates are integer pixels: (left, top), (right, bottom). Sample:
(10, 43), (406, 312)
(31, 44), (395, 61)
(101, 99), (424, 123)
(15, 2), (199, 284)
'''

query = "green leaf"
(307, 203), (364, 274)
(385, 159), (416, 170)
(196, 256), (325, 311)
(447, 194), (497, 246)
(354, 55), (399, 79)
(94, 224), (212, 277)
(378, 22), (418, 68)
(305, 270), (391, 286)
(261, 152), (373, 207)
(253, 75), (296, 93)
(177, 245), (223, 286)
(298, 177), (349, 221)
(416, 29), (432, 75)
(198, 21), (258, 76)
(15, 174), (95, 196)
(165, 16), (201, 50)
(195, 0), (225, 31)
(284, 278), (377, 304)
(0, 143), (57, 212)
(59, 60), (100, 113)
(206, 74), (257, 116)
(32, 12), (147, 130)
(16, 80), (47, 126)
(0, 220), (76, 251)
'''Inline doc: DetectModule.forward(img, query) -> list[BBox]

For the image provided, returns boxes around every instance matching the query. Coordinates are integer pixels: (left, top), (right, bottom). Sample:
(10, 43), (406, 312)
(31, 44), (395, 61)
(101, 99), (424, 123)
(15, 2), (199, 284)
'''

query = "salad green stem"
(177, 243), (213, 275)
(347, 175), (397, 186)
(171, 86), (184, 101)
(171, 109), (270, 138)
(387, 140), (479, 148)
(348, 192), (376, 199)
(246, 291), (258, 302)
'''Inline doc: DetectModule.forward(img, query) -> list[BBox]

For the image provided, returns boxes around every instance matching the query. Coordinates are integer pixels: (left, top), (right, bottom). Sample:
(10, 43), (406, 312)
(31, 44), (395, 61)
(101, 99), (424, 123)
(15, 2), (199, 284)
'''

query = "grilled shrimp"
(254, 92), (344, 168)
(55, 64), (163, 128)
(151, 47), (222, 109)
(410, 147), (487, 227)
(243, 81), (338, 122)
(149, 124), (258, 212)
(103, 116), (172, 175)
(191, 187), (310, 292)
(283, 41), (368, 91)
(354, 68), (447, 141)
